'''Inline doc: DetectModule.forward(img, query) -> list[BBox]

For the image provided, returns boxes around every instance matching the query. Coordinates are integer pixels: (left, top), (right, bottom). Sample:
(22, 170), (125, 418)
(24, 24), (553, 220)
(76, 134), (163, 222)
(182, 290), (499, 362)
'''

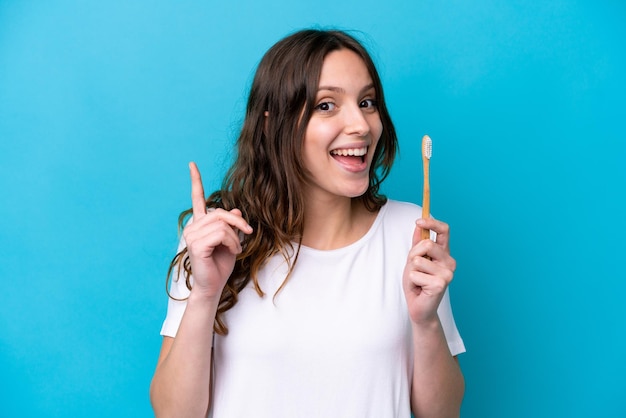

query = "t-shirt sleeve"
(160, 236), (191, 338)
(437, 288), (466, 356)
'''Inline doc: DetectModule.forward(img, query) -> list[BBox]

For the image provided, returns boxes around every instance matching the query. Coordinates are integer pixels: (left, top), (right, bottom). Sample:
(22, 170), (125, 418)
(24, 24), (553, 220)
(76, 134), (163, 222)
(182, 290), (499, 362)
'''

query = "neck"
(301, 196), (377, 250)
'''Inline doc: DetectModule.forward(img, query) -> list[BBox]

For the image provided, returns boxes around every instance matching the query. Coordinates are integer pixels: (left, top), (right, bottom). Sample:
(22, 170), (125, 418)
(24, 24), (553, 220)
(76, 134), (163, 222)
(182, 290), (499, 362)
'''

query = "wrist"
(411, 316), (445, 340)
(410, 316), (452, 356)
(188, 287), (222, 307)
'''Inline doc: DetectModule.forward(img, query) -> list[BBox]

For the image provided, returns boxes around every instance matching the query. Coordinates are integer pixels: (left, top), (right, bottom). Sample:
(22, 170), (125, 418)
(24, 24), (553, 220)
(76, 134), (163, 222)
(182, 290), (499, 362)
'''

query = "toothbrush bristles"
(423, 135), (432, 159)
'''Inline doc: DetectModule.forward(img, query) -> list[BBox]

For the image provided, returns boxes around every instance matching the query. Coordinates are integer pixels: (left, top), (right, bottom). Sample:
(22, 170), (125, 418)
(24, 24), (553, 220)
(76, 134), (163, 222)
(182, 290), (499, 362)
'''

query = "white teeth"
(330, 147), (368, 157)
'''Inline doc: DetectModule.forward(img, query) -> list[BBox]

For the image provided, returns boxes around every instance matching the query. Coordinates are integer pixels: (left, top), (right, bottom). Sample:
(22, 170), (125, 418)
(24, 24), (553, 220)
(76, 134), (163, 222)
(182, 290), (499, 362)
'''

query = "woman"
(150, 29), (465, 418)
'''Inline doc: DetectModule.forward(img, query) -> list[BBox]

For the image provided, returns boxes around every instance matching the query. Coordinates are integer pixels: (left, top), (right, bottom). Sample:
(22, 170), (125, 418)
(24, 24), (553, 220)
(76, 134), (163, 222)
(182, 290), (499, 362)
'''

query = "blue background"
(1, 1), (624, 417)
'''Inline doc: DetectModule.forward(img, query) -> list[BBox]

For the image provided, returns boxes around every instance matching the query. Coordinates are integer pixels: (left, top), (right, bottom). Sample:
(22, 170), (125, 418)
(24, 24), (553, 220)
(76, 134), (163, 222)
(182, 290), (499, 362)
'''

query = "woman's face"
(302, 48), (383, 203)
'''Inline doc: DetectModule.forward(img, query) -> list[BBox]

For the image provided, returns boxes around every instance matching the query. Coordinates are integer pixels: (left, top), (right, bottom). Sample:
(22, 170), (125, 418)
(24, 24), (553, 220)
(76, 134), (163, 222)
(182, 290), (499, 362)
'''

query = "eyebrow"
(317, 83), (376, 95)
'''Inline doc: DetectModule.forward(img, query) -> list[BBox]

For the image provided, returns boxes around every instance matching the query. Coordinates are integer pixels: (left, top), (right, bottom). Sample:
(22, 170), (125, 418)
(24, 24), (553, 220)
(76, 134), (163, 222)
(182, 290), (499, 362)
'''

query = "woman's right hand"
(182, 162), (253, 300)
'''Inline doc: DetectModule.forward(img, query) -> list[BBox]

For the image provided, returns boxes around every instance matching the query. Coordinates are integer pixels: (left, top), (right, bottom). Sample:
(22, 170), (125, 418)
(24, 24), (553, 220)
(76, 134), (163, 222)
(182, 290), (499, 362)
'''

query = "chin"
(344, 183), (370, 198)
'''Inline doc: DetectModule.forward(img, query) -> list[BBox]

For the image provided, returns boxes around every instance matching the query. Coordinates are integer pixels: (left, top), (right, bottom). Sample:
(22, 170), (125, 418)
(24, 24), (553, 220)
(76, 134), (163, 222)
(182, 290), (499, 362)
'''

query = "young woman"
(150, 29), (465, 418)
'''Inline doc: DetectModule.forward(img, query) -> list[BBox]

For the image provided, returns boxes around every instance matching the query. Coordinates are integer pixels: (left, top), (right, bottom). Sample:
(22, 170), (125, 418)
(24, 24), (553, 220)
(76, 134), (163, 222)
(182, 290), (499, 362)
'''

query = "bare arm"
(150, 293), (219, 418)
(150, 163), (253, 418)
(410, 322), (464, 417)
(403, 218), (465, 417)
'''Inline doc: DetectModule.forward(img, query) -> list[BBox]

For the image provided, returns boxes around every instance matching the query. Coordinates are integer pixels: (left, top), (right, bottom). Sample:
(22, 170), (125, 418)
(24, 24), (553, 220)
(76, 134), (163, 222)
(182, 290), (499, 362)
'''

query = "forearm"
(150, 292), (219, 418)
(410, 319), (465, 418)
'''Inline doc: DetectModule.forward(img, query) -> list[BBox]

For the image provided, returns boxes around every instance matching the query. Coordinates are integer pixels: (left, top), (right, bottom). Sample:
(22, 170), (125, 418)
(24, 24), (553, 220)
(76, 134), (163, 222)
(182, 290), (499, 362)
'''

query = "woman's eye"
(360, 99), (378, 109)
(315, 101), (336, 112)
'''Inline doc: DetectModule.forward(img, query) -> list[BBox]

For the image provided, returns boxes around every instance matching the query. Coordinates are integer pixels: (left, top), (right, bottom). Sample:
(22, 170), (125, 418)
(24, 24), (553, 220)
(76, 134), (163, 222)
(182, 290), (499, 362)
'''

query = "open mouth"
(330, 146), (368, 164)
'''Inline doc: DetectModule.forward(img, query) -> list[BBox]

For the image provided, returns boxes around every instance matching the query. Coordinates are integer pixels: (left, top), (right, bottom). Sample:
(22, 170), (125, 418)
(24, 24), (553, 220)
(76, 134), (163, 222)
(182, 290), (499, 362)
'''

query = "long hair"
(166, 29), (399, 335)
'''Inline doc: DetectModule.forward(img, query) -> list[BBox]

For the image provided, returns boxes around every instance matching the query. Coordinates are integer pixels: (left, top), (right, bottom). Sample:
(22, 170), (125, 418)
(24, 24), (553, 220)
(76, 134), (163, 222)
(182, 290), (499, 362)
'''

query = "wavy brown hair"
(166, 29), (399, 335)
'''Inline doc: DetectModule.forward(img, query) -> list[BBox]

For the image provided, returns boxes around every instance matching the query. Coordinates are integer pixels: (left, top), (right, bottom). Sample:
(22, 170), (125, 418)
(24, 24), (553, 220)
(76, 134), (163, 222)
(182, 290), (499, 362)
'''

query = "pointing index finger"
(189, 162), (207, 219)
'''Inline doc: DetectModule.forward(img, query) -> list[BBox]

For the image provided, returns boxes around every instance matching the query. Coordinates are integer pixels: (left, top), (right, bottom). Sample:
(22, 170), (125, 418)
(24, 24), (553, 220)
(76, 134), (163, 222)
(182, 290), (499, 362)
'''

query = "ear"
(263, 111), (269, 136)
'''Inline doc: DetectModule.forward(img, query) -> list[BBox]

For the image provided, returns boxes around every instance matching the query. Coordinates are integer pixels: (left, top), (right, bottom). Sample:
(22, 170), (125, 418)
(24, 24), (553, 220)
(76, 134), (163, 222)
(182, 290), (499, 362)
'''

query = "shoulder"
(381, 199), (422, 223)
(375, 200), (422, 245)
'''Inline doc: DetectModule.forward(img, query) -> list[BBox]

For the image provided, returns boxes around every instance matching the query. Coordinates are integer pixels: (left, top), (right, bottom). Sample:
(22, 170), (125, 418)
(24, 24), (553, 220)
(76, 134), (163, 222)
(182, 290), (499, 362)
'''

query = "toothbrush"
(421, 135), (432, 241)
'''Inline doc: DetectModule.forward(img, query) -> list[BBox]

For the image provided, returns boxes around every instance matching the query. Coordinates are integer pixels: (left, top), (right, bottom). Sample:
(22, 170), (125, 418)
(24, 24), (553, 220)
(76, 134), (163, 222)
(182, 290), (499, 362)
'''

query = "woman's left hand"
(402, 217), (456, 326)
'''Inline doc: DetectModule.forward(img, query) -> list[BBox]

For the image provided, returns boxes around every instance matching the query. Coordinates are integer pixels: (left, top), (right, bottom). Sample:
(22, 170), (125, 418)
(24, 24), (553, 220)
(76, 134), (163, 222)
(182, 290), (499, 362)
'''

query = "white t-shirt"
(161, 200), (465, 418)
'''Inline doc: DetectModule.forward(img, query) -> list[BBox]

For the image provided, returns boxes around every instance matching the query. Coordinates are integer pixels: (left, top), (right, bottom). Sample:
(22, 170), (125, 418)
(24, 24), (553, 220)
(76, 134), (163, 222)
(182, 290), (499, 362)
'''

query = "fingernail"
(416, 219), (425, 226)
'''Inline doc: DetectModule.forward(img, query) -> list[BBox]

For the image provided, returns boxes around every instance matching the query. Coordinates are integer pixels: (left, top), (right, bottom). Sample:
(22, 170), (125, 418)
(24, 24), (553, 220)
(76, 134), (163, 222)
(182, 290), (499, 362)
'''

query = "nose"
(343, 104), (370, 137)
